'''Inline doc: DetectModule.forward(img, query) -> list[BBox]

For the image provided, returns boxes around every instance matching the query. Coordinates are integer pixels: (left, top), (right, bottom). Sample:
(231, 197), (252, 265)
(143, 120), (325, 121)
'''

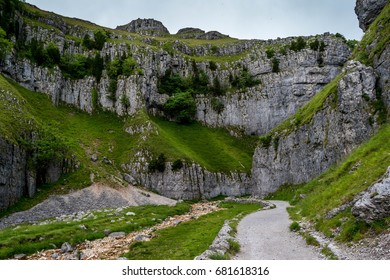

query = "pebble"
(108, 232), (126, 238)
(60, 242), (73, 253)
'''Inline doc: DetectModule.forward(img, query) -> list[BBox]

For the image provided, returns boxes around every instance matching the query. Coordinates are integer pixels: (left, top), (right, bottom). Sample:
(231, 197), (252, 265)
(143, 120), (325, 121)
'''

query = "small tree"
(163, 91), (196, 124)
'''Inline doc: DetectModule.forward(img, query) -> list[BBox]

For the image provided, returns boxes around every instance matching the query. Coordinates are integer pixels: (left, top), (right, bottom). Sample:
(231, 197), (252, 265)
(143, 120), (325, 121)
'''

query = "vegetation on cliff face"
(354, 2), (390, 65)
(267, 2), (390, 244)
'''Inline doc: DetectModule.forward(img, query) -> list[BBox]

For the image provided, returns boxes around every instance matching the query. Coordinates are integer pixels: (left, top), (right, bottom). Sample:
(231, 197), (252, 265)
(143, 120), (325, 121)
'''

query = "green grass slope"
(0, 75), (256, 215)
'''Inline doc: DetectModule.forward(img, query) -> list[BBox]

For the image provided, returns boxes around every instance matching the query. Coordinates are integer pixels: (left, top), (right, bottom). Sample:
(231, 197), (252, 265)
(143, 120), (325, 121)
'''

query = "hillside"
(0, 0), (389, 260)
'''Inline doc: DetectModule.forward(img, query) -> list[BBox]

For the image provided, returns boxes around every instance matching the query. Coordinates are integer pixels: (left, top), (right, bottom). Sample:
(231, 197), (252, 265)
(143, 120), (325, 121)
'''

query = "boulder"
(352, 167), (390, 223)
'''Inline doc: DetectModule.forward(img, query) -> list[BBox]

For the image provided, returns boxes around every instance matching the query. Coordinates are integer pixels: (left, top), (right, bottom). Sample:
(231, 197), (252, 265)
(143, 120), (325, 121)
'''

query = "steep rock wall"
(251, 61), (379, 196)
(122, 158), (252, 200)
(355, 0), (388, 31)
(1, 31), (350, 136)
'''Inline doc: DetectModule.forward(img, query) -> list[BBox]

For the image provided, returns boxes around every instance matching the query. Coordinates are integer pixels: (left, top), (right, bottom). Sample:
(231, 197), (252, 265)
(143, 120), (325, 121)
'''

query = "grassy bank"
(0, 203), (190, 259)
(268, 124), (390, 241)
(124, 202), (261, 259)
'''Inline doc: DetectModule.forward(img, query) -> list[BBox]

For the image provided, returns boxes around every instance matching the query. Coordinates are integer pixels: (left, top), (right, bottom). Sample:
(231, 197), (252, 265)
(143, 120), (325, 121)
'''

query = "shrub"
(163, 91), (196, 124)
(0, 27), (13, 61)
(210, 77), (226, 96)
(158, 69), (190, 96)
(289, 221), (301, 232)
(122, 56), (137, 76)
(148, 153), (166, 172)
(266, 47), (275, 59)
(231, 68), (260, 90)
(227, 239), (241, 255)
(211, 97), (224, 113)
(259, 134), (273, 148)
(290, 37), (306, 52)
(271, 57), (280, 73)
(120, 94), (130, 111)
(82, 30), (107, 50)
(108, 78), (118, 102)
(172, 159), (183, 171)
(45, 42), (61, 66)
(209, 61), (218, 71)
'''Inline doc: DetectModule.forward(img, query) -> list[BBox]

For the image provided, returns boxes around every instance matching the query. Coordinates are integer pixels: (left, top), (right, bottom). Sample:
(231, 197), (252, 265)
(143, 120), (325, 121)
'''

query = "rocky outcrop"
(0, 137), (66, 211)
(116, 18), (170, 36)
(352, 166), (390, 223)
(251, 61), (379, 196)
(176, 28), (229, 40)
(122, 157), (252, 200)
(355, 0), (388, 31)
(0, 138), (31, 210)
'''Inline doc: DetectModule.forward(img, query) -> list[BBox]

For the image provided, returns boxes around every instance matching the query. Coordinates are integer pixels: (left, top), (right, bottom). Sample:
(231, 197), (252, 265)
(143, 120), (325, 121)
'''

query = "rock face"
(176, 28), (229, 40)
(355, 0), (388, 31)
(116, 18), (169, 36)
(352, 167), (390, 223)
(0, 137), (65, 211)
(251, 61), (379, 196)
(0, 138), (30, 210)
(122, 159), (252, 200)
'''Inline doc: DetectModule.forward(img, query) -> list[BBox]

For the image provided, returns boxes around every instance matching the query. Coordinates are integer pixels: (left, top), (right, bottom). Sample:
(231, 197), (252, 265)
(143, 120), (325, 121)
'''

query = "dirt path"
(26, 202), (220, 260)
(234, 201), (322, 260)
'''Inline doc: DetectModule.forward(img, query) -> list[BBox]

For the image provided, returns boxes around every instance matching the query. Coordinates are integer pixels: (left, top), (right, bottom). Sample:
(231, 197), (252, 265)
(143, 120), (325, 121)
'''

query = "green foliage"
(227, 238), (241, 255)
(0, 27), (14, 62)
(107, 55), (139, 79)
(209, 60), (218, 71)
(231, 68), (260, 90)
(122, 56), (137, 76)
(82, 30), (108, 50)
(303, 233), (320, 247)
(353, 2), (390, 65)
(91, 88), (99, 111)
(148, 153), (166, 172)
(60, 54), (89, 79)
(266, 47), (275, 58)
(210, 76), (226, 96)
(289, 221), (301, 232)
(120, 94), (130, 111)
(158, 69), (191, 96)
(211, 97), (224, 113)
(346, 39), (358, 50)
(0, 203), (191, 259)
(123, 202), (260, 260)
(309, 39), (320, 51)
(335, 33), (346, 42)
(209, 253), (229, 260)
(0, 0), (22, 36)
(289, 37), (307, 52)
(163, 91), (196, 124)
(271, 57), (280, 73)
(147, 116), (257, 173)
(45, 42), (61, 65)
(108, 78), (117, 102)
(258, 133), (273, 148)
(172, 159), (183, 171)
(272, 124), (390, 242)
(0, 27), (13, 61)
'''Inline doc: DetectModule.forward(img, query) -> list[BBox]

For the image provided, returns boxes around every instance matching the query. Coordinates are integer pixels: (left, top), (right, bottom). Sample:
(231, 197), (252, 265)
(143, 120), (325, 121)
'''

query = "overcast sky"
(26, 0), (363, 40)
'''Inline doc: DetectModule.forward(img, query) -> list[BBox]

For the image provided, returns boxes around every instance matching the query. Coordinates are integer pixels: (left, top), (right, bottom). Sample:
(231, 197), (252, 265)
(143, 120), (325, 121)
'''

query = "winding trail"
(234, 201), (321, 260)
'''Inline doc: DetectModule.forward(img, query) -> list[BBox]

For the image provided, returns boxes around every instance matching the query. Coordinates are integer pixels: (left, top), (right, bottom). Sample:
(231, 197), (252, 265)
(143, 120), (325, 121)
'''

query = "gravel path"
(234, 201), (322, 260)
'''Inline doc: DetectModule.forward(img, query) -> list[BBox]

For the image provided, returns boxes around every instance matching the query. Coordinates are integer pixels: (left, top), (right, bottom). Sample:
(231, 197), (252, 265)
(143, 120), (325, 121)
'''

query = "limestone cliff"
(252, 61), (379, 196)
(355, 0), (388, 31)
